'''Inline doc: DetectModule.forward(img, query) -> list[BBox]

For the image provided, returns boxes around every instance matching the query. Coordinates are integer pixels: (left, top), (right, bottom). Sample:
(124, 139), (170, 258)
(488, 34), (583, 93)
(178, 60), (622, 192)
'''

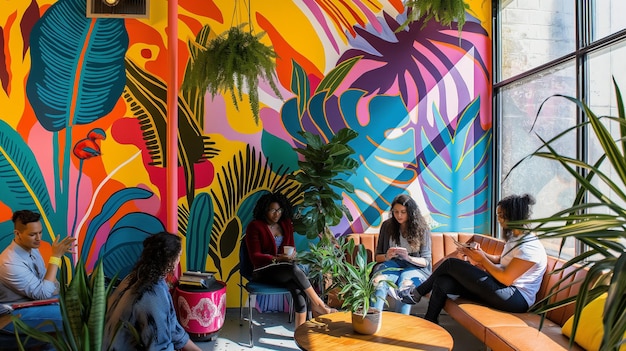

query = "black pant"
(416, 258), (528, 323)
(253, 262), (311, 313)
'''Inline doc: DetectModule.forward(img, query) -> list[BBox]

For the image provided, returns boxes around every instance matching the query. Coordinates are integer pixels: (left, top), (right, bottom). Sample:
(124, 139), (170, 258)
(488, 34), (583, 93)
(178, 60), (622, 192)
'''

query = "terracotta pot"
(351, 308), (382, 335)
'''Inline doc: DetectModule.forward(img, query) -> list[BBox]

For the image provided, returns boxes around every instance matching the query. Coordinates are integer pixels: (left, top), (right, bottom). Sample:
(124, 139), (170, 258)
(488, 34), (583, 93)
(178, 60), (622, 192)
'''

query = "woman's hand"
(460, 244), (486, 264)
(276, 253), (294, 262)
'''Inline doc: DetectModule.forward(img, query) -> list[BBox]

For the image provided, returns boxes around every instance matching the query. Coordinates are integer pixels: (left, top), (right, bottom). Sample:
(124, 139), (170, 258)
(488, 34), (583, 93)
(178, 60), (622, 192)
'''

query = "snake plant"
(12, 259), (117, 351)
(509, 78), (626, 351)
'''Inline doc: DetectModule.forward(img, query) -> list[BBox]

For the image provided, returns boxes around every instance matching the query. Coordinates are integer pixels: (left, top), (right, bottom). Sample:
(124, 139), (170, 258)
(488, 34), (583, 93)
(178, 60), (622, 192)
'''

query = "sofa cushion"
(486, 325), (584, 351)
(561, 293), (625, 351)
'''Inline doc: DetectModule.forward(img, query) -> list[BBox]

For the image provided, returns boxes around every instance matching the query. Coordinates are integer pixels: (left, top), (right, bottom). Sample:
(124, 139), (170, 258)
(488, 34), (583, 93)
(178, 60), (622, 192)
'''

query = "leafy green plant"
(397, 0), (469, 35)
(297, 234), (349, 298)
(335, 242), (396, 315)
(183, 23), (282, 124)
(12, 259), (119, 351)
(289, 128), (359, 239)
(510, 78), (626, 351)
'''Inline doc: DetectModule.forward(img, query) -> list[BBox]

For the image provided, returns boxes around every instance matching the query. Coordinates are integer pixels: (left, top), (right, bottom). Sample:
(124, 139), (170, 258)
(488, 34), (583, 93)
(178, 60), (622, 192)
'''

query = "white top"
(499, 233), (547, 306)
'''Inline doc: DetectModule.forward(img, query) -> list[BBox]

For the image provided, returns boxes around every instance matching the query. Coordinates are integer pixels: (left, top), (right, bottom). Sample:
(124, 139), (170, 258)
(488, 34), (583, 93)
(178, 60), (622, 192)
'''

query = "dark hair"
(12, 210), (41, 229)
(388, 194), (429, 249)
(252, 192), (293, 222)
(497, 194), (536, 240)
(128, 232), (182, 293)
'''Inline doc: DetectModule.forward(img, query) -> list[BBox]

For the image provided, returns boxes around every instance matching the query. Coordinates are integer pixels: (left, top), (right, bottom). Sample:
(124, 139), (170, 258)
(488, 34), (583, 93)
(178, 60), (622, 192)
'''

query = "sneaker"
(389, 285), (421, 305)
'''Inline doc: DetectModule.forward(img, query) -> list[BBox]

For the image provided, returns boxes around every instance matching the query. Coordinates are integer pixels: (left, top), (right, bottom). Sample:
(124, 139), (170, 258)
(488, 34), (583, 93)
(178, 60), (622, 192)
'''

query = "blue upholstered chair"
(238, 238), (293, 348)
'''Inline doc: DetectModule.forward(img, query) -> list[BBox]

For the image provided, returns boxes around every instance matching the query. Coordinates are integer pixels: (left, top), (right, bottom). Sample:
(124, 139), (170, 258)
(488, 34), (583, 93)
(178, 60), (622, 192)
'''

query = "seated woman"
(372, 194), (432, 315)
(392, 194), (548, 324)
(102, 232), (201, 351)
(245, 191), (335, 327)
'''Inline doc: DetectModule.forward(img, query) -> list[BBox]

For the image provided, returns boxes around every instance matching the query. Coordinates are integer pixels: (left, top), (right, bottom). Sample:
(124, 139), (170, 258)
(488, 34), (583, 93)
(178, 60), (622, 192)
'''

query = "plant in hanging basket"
(184, 23), (282, 124)
(397, 0), (469, 35)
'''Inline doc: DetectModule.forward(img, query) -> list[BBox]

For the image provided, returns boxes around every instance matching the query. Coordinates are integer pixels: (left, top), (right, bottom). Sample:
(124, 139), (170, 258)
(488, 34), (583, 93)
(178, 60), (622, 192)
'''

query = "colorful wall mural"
(0, 0), (492, 307)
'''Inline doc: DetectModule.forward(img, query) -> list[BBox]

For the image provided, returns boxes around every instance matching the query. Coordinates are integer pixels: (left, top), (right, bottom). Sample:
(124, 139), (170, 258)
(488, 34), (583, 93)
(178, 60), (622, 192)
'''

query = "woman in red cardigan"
(245, 192), (335, 327)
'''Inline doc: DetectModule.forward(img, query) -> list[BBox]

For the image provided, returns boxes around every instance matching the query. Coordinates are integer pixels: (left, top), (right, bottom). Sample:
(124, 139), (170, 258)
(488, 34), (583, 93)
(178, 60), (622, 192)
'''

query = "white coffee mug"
(283, 246), (295, 256)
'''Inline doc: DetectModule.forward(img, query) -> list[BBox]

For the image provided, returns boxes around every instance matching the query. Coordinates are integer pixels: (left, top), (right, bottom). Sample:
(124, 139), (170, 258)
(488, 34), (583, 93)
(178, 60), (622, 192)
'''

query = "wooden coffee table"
(294, 311), (453, 350)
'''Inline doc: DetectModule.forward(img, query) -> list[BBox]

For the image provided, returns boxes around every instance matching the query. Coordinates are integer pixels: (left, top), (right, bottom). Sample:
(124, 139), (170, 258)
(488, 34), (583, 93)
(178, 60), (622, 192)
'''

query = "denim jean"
(373, 259), (427, 315)
(416, 258), (528, 323)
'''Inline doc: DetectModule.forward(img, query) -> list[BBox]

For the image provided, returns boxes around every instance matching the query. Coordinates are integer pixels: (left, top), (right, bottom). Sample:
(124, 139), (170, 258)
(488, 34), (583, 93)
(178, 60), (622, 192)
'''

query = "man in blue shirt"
(0, 210), (75, 345)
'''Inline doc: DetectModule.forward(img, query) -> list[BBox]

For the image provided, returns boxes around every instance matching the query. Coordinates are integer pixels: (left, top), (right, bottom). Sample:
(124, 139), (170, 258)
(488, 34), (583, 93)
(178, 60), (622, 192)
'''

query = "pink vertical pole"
(166, 0), (178, 234)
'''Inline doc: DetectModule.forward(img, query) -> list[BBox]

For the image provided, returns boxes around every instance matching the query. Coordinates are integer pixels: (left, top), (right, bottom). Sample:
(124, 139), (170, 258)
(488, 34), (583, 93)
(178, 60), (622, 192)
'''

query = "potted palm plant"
(509, 78), (626, 351)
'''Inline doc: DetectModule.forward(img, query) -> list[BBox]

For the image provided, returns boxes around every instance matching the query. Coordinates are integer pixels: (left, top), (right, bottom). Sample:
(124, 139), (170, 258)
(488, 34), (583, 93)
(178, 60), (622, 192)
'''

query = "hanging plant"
(397, 0), (469, 35)
(184, 23), (282, 124)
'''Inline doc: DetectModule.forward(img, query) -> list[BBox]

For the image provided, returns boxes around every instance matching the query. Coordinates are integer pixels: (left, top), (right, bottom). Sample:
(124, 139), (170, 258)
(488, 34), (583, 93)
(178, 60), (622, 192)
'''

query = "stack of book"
(178, 271), (216, 288)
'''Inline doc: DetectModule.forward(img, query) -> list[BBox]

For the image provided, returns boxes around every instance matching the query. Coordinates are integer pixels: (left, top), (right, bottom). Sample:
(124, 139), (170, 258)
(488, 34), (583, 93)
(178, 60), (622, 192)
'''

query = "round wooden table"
(294, 311), (453, 350)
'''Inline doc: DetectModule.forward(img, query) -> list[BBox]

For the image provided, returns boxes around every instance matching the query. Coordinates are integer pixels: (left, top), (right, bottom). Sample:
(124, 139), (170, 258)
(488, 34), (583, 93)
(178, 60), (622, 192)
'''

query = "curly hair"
(12, 210), (41, 229)
(388, 194), (429, 249)
(252, 192), (293, 222)
(497, 193), (536, 240)
(127, 232), (182, 294)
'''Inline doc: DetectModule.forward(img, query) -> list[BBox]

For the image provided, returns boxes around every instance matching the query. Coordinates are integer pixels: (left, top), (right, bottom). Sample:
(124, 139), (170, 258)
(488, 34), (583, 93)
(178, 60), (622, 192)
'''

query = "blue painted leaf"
(99, 212), (165, 278)
(81, 187), (154, 261)
(26, 0), (128, 131)
(290, 60), (310, 119)
(0, 120), (54, 239)
(186, 193), (214, 271)
(418, 98), (491, 232)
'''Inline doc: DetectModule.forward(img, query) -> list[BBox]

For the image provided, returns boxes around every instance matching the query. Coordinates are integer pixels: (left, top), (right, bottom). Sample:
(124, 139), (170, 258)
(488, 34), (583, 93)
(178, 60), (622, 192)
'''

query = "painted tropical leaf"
(124, 57), (219, 206)
(417, 98), (491, 232)
(0, 120), (55, 239)
(282, 63), (416, 229)
(26, 0), (128, 132)
(186, 192), (214, 272)
(339, 13), (489, 113)
(181, 24), (214, 128)
(290, 59), (310, 119)
(209, 145), (300, 280)
(99, 213), (165, 278)
(80, 187), (154, 262)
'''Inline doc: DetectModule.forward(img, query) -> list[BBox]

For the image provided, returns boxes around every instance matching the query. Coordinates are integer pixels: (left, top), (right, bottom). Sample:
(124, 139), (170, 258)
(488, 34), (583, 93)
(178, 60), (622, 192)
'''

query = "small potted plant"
(331, 240), (397, 335)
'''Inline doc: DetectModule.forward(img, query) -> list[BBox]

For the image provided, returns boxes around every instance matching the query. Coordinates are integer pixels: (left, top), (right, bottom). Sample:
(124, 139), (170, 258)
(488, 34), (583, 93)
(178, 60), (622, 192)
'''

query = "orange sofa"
(345, 232), (588, 351)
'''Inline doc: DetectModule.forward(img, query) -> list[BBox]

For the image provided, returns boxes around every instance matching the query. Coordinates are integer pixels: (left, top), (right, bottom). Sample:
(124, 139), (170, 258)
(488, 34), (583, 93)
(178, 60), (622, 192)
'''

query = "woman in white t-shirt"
(391, 194), (547, 324)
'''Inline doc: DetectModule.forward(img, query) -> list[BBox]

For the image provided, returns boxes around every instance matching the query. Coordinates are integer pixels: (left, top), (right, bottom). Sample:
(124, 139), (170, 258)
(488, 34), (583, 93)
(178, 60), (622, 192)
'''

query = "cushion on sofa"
(561, 293), (625, 351)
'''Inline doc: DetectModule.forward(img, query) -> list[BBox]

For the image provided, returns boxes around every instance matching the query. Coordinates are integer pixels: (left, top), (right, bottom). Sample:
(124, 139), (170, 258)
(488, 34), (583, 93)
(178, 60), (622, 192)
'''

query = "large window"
(495, 1), (626, 258)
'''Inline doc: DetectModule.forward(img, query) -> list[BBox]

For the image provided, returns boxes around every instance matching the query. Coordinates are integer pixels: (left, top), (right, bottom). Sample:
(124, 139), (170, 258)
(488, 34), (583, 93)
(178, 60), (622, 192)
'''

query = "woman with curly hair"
(245, 191), (335, 327)
(372, 194), (432, 315)
(102, 232), (201, 351)
(391, 194), (547, 324)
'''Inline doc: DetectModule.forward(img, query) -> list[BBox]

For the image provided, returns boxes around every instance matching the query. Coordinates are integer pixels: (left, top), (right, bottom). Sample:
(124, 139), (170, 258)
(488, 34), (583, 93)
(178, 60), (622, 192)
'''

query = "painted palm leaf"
(418, 98), (491, 232)
(209, 145), (300, 280)
(26, 0), (128, 131)
(124, 58), (218, 206)
(0, 120), (54, 237)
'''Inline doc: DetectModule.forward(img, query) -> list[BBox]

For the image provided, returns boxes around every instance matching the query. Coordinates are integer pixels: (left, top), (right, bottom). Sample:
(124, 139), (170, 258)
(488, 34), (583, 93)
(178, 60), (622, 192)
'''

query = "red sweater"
(245, 219), (295, 269)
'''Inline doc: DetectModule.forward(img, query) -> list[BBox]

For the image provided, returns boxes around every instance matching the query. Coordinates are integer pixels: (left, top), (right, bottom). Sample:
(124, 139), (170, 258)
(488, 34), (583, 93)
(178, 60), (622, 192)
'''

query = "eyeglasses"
(268, 208), (283, 214)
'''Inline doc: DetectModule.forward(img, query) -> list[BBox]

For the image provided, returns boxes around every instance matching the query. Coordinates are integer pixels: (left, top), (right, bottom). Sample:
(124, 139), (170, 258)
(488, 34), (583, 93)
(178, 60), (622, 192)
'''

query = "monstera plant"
(289, 128), (359, 240)
(510, 78), (626, 351)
